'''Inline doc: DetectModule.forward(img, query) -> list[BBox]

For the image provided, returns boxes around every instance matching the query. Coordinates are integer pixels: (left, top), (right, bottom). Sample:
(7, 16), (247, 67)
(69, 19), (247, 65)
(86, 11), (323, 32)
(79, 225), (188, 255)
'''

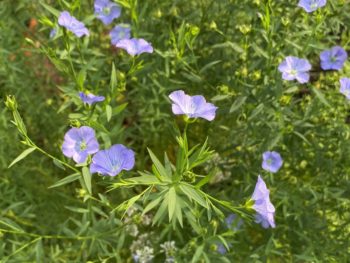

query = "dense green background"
(1, 0), (350, 262)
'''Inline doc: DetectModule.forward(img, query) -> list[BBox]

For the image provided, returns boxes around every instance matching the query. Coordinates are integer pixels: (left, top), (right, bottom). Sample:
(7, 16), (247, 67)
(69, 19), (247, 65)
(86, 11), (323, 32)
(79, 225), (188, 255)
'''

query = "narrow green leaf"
(39, 2), (60, 17)
(175, 196), (184, 228)
(113, 103), (128, 115)
(147, 148), (168, 180)
(52, 159), (66, 170)
(211, 94), (230, 101)
(115, 0), (131, 9)
(48, 173), (80, 189)
(0, 218), (24, 231)
(168, 187), (177, 221)
(65, 206), (89, 213)
(8, 147), (36, 168)
(82, 167), (92, 195)
(199, 60), (221, 74)
(128, 173), (163, 185)
(86, 120), (109, 133)
(229, 96), (247, 113)
(153, 193), (169, 225)
(179, 184), (208, 209)
(142, 195), (163, 215)
(110, 63), (117, 92)
(106, 105), (112, 122)
(217, 236), (230, 252)
(77, 70), (86, 89)
(184, 210), (201, 234)
(248, 103), (264, 120)
(251, 43), (269, 58)
(195, 169), (217, 188)
(293, 131), (311, 145)
(191, 245), (204, 263)
(312, 87), (331, 108)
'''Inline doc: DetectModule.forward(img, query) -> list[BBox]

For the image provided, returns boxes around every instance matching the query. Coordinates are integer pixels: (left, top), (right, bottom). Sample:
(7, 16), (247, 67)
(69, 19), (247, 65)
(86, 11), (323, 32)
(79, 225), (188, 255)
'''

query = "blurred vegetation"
(1, 0), (350, 262)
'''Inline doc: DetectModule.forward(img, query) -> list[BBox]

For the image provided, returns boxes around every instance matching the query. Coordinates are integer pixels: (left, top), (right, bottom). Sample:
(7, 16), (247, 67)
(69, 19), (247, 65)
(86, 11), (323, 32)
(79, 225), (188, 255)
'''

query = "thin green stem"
(28, 139), (79, 173)
(64, 32), (77, 81)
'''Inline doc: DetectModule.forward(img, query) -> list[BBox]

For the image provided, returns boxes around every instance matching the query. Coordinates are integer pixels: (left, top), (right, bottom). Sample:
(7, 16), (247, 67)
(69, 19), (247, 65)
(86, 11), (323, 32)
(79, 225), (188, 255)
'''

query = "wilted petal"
(251, 175), (276, 229)
(340, 77), (350, 100)
(79, 92), (105, 105)
(58, 11), (89, 37)
(116, 38), (153, 56)
(169, 90), (217, 121)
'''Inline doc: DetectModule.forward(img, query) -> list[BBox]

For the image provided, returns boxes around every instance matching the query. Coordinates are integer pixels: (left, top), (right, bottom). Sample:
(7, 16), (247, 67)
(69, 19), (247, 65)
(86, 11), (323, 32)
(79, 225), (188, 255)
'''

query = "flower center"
(289, 69), (297, 76)
(103, 7), (111, 15)
(80, 140), (87, 151)
(330, 56), (337, 62)
(310, 0), (318, 8)
(267, 158), (273, 165)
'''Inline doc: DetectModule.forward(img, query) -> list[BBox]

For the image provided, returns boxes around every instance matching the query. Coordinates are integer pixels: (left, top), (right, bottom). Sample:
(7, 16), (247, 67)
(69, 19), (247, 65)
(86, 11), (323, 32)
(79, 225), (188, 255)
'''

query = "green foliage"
(1, 0), (350, 262)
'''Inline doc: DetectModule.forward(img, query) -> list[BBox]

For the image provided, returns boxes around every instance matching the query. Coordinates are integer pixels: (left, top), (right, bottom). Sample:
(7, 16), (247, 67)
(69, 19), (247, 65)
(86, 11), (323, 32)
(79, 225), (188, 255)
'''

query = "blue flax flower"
(62, 126), (99, 163)
(217, 243), (227, 255)
(298, 0), (327, 13)
(116, 38), (153, 56)
(340, 78), (350, 100)
(94, 0), (121, 25)
(278, 56), (311, 84)
(169, 90), (218, 121)
(110, 24), (131, 45)
(49, 28), (57, 38)
(90, 144), (135, 176)
(251, 175), (276, 229)
(58, 11), (89, 38)
(320, 46), (348, 71)
(225, 213), (243, 231)
(79, 92), (105, 105)
(262, 151), (283, 173)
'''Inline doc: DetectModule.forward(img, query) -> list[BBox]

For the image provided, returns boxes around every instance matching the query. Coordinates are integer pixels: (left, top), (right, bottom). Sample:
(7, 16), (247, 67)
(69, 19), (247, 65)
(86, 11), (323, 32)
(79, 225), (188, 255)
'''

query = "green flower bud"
(5, 95), (17, 111)
(183, 171), (196, 183)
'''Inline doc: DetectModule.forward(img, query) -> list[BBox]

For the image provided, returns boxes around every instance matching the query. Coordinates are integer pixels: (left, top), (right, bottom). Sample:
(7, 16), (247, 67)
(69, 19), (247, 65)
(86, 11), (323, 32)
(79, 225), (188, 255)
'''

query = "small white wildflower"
(133, 246), (154, 263)
(160, 241), (177, 261)
(130, 233), (152, 252)
(142, 214), (152, 225)
(126, 224), (139, 237)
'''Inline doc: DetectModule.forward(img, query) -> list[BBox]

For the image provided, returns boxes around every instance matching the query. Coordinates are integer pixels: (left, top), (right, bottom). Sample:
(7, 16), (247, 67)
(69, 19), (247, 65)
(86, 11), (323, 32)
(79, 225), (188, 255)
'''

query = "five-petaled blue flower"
(262, 151), (283, 173)
(79, 92), (105, 105)
(169, 90), (218, 121)
(94, 0), (121, 25)
(298, 0), (327, 13)
(90, 144), (135, 176)
(251, 175), (276, 229)
(110, 24), (131, 45)
(116, 38), (153, 56)
(320, 46), (348, 71)
(278, 56), (311, 84)
(340, 78), (350, 100)
(58, 11), (89, 38)
(62, 126), (99, 163)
